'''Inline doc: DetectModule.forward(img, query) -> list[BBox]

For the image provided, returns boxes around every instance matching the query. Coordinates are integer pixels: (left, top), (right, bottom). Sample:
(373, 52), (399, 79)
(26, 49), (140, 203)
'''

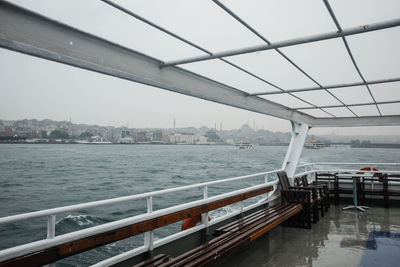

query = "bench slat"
(179, 204), (302, 267)
(215, 204), (294, 236)
(132, 254), (170, 267)
(160, 203), (302, 267)
(214, 204), (289, 234)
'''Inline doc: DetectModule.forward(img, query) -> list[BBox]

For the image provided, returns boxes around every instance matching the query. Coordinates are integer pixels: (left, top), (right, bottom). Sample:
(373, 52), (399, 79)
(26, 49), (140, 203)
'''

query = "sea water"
(0, 144), (399, 266)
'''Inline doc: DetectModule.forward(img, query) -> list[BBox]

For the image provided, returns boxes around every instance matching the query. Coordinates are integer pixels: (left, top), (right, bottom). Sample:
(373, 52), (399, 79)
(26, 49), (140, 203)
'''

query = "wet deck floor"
(214, 204), (400, 267)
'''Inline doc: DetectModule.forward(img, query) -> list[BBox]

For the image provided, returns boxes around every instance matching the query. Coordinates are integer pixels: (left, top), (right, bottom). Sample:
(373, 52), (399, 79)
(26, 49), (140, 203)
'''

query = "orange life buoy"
(181, 215), (202, 231)
(360, 166), (378, 171)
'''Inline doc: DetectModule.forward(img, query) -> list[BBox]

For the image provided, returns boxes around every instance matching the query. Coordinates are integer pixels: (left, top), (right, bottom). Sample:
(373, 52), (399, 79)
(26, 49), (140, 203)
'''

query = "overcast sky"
(1, 0), (400, 135)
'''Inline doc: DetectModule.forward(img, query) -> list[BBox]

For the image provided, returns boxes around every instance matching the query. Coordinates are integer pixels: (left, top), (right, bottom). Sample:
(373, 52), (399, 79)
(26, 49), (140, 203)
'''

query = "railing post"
(46, 215), (56, 267)
(312, 164), (317, 182)
(144, 197), (154, 252)
(264, 174), (272, 199)
(47, 215), (56, 239)
(201, 185), (209, 230)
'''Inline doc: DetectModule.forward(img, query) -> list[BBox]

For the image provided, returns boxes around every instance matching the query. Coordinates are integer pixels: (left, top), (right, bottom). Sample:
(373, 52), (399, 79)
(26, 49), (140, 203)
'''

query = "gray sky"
(1, 0), (400, 135)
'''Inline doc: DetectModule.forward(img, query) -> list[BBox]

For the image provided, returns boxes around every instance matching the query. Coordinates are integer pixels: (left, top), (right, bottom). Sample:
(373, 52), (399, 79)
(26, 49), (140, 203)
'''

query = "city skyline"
(2, 118), (400, 146)
(2, 117), (400, 139)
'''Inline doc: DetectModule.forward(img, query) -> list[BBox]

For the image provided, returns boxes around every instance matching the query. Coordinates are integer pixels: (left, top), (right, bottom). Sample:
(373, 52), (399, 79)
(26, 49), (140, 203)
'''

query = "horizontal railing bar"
(91, 245), (148, 267)
(0, 170), (280, 226)
(293, 170), (316, 178)
(296, 169), (400, 175)
(297, 163), (315, 168)
(311, 162), (400, 166)
(297, 162), (400, 169)
(162, 18), (400, 67)
(0, 182), (275, 264)
(324, 170), (400, 174)
(91, 186), (279, 267)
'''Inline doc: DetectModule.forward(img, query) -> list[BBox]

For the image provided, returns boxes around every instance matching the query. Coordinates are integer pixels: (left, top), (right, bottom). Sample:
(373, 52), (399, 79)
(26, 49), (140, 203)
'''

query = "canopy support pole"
(282, 122), (309, 184)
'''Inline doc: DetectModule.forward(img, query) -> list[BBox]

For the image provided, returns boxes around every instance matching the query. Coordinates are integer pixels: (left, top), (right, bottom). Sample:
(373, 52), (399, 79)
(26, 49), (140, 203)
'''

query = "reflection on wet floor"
(213, 205), (400, 267)
(361, 231), (400, 267)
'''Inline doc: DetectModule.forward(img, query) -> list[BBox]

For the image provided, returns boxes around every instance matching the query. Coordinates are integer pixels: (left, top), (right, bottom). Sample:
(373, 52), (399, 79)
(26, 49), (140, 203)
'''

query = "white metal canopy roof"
(0, 0), (399, 127)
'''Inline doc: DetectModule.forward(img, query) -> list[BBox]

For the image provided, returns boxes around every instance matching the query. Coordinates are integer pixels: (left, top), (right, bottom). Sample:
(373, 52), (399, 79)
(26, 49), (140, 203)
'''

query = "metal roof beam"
(323, 0), (381, 116)
(104, 0), (334, 118)
(297, 100), (400, 110)
(101, 0), (287, 93)
(162, 18), (400, 67)
(312, 116), (400, 127)
(0, 1), (313, 124)
(251, 77), (400, 96)
(211, 0), (340, 118)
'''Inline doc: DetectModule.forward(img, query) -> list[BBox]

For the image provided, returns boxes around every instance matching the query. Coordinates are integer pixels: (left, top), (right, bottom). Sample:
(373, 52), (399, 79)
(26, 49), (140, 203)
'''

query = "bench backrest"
(294, 177), (303, 186)
(385, 174), (400, 182)
(315, 172), (336, 182)
(301, 175), (309, 186)
(277, 171), (290, 190)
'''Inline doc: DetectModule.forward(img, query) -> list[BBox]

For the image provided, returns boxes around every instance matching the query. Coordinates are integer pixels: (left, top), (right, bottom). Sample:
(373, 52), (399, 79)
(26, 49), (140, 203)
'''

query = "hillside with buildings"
(1, 119), (399, 146)
(0, 119), (292, 145)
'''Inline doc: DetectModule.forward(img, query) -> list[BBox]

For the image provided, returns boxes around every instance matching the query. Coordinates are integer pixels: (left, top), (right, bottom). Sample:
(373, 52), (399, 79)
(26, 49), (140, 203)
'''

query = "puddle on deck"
(213, 205), (400, 267)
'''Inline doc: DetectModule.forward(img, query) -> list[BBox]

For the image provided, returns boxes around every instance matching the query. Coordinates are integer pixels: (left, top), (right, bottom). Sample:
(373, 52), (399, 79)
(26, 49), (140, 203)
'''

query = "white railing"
(295, 162), (400, 188)
(3, 162), (398, 266)
(298, 162), (400, 169)
(296, 162), (400, 176)
(0, 169), (281, 266)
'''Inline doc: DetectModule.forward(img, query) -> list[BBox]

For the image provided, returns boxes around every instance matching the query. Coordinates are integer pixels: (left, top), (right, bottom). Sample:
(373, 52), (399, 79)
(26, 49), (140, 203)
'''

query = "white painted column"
(201, 185), (209, 230)
(282, 121), (309, 185)
(46, 215), (56, 267)
(144, 197), (154, 251)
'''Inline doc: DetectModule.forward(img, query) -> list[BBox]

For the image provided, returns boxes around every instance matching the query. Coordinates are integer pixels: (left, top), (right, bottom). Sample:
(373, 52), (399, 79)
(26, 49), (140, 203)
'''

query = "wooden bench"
(301, 175), (330, 212)
(333, 173), (354, 204)
(329, 172), (400, 208)
(360, 173), (400, 208)
(305, 172), (336, 204)
(357, 172), (385, 206)
(386, 174), (400, 208)
(278, 171), (323, 225)
(137, 203), (303, 267)
(133, 254), (170, 267)
(314, 172), (336, 192)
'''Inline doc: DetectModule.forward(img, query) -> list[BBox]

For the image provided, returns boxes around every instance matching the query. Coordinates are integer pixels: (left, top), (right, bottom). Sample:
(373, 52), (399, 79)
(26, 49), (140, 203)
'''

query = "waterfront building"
(153, 131), (162, 142)
(136, 132), (147, 142)
(120, 129), (129, 139)
(169, 133), (208, 144)
(145, 132), (153, 141)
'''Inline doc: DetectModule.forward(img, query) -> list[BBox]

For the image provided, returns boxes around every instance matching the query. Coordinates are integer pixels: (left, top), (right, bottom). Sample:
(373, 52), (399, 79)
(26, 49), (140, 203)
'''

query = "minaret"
(173, 118), (176, 129)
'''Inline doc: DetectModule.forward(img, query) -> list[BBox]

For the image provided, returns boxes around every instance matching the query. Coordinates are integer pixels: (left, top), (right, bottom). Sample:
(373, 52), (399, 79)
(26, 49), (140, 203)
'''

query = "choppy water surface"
(0, 144), (399, 266)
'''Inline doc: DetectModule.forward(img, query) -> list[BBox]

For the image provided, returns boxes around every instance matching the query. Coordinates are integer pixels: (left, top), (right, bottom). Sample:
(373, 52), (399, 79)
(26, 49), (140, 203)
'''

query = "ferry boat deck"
(0, 0), (399, 266)
(215, 203), (400, 267)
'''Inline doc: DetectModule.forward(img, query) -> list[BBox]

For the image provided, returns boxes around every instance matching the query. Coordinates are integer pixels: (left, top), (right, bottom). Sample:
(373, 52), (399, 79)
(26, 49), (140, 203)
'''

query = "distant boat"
(235, 142), (253, 149)
(304, 136), (324, 149)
